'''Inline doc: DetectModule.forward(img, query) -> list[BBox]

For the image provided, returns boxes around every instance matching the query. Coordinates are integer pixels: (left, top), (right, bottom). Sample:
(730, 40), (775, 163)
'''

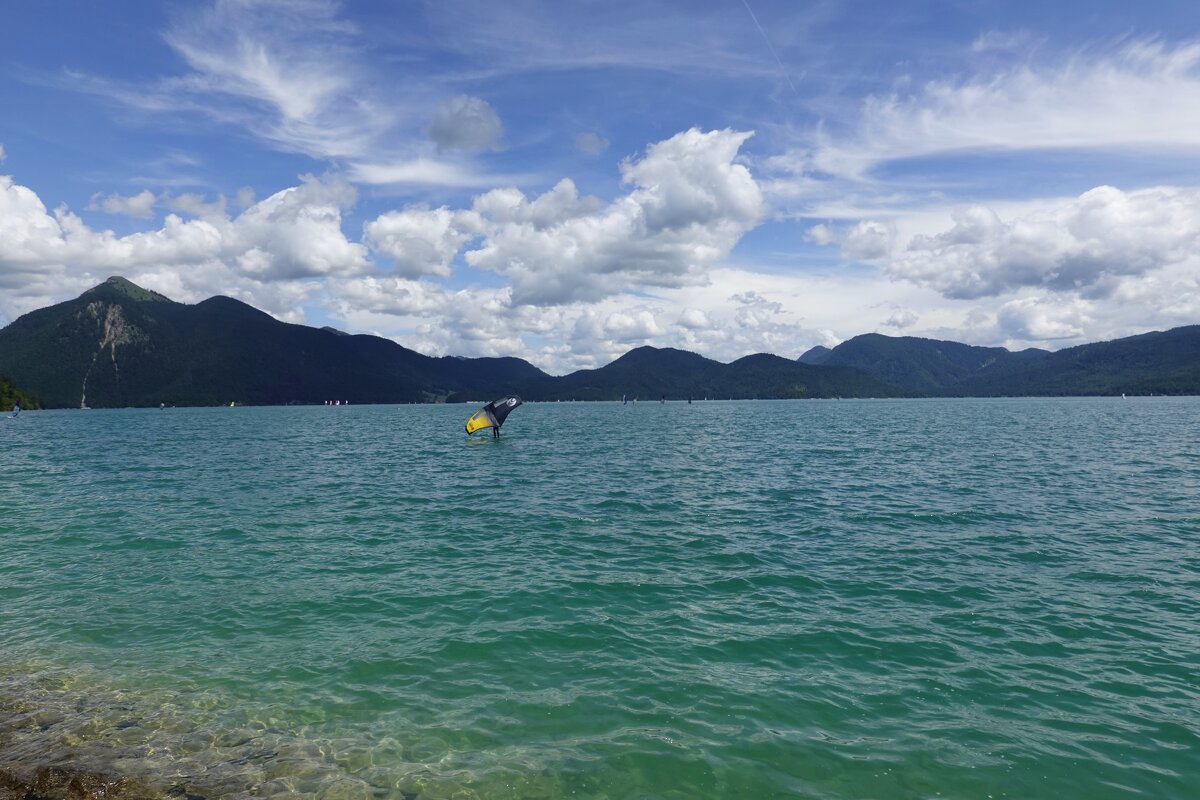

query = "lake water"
(1, 399), (1197, 799)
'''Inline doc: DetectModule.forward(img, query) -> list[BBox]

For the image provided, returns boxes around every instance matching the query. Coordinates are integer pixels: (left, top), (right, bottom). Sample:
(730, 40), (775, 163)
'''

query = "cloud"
(87, 190), (158, 219)
(414, 0), (793, 81)
(678, 308), (712, 330)
(223, 175), (367, 279)
(329, 275), (449, 318)
(0, 175), (69, 273)
(810, 39), (1200, 179)
(890, 185), (1200, 299)
(996, 295), (1088, 341)
(157, 192), (229, 219)
(0, 173), (368, 322)
(364, 205), (483, 278)
(427, 95), (503, 152)
(60, 1), (521, 190)
(466, 127), (764, 305)
(602, 308), (663, 342)
(327, 265), (865, 375)
(840, 220), (894, 260)
(575, 132), (610, 154)
(347, 158), (528, 188)
(882, 309), (918, 329)
(805, 223), (836, 245)
(235, 186), (256, 209)
(157, 0), (384, 160)
(970, 30), (1033, 54)
(805, 219), (894, 260)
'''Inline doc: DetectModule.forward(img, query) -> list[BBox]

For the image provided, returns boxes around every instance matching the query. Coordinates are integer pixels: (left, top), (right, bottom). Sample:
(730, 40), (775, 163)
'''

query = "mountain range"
(0, 277), (1196, 408)
(798, 327), (1200, 396)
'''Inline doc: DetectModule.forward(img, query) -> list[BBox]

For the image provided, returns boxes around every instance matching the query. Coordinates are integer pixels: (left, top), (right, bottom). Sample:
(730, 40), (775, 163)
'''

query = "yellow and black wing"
(464, 396), (523, 434)
(465, 407), (496, 434)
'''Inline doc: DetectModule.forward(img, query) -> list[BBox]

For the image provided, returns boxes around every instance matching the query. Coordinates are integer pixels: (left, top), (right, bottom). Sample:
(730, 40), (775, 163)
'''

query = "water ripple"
(2, 398), (1198, 798)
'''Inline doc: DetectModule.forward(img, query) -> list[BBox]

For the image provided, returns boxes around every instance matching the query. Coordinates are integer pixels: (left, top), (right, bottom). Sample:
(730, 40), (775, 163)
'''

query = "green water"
(1, 399), (1197, 799)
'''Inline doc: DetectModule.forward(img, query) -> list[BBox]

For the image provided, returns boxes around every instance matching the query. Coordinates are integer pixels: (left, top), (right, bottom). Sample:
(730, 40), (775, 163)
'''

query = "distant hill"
(812, 329), (1200, 396)
(813, 334), (1050, 394)
(952, 325), (1200, 396)
(0, 278), (898, 407)
(797, 345), (832, 365)
(528, 346), (903, 400)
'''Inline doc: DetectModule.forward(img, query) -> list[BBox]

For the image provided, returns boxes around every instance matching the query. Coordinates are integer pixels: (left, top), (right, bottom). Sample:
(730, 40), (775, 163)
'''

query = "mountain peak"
(85, 276), (173, 303)
(797, 345), (833, 365)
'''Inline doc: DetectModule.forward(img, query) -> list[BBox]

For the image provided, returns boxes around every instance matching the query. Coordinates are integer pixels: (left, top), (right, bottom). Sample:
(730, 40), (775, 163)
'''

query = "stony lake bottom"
(1, 398), (1197, 799)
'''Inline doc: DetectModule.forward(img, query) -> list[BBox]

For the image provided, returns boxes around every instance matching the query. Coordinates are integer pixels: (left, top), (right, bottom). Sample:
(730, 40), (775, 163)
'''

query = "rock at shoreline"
(0, 765), (141, 800)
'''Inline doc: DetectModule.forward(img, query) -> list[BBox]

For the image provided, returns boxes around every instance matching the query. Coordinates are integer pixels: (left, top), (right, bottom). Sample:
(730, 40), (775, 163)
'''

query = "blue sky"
(3, 0), (1200, 371)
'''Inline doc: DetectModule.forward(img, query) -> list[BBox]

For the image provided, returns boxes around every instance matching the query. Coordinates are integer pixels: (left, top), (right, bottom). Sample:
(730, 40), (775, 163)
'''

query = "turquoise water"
(2, 399), (1198, 799)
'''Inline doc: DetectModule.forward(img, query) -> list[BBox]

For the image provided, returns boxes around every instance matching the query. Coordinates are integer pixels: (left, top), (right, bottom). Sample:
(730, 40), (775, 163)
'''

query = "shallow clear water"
(2, 399), (1198, 799)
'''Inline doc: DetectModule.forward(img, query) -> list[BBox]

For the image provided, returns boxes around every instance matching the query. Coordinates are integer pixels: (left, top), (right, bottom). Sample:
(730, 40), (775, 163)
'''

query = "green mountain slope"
(797, 345), (832, 365)
(0, 375), (41, 410)
(2, 278), (1197, 405)
(813, 329), (1200, 396)
(952, 326), (1200, 396)
(0, 277), (548, 407)
(527, 346), (904, 400)
(0, 278), (891, 407)
(814, 333), (1050, 393)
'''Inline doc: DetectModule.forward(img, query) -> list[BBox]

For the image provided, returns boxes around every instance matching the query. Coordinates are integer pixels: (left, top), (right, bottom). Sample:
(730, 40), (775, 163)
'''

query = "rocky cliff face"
(78, 301), (149, 408)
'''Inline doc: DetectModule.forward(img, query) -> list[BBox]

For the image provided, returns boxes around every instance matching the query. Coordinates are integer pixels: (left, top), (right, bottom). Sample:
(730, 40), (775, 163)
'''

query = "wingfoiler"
(465, 396), (522, 437)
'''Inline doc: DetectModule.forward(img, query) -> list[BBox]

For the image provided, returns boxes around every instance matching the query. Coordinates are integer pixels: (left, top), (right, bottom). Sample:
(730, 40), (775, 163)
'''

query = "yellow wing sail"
(465, 408), (495, 434)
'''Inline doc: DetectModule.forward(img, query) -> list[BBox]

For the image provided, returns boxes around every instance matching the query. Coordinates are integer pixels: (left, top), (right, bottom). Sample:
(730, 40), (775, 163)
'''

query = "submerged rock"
(0, 764), (135, 800)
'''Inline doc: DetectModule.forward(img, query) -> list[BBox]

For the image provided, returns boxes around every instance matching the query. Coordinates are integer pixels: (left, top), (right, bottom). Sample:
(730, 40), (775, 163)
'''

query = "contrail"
(740, 0), (798, 93)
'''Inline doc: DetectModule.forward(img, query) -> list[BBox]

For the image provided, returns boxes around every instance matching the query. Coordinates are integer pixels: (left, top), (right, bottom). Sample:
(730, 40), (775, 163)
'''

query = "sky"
(3, 0), (1200, 373)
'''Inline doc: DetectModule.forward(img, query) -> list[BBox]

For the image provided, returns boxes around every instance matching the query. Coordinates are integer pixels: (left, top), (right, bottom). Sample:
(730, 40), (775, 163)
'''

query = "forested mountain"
(952, 326), (1200, 396)
(804, 329), (1200, 396)
(0, 278), (546, 408)
(527, 347), (903, 400)
(0, 375), (40, 410)
(0, 278), (899, 407)
(801, 334), (1049, 394)
(2, 278), (1196, 407)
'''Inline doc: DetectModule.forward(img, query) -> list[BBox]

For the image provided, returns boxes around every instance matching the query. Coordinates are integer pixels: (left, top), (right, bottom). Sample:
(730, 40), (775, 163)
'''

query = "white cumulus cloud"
(841, 220), (894, 260)
(883, 309), (918, 330)
(996, 295), (1089, 341)
(890, 185), (1200, 299)
(0, 173), (369, 321)
(805, 219), (894, 260)
(603, 309), (662, 342)
(466, 127), (764, 305)
(87, 190), (158, 219)
(678, 308), (712, 330)
(364, 205), (484, 278)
